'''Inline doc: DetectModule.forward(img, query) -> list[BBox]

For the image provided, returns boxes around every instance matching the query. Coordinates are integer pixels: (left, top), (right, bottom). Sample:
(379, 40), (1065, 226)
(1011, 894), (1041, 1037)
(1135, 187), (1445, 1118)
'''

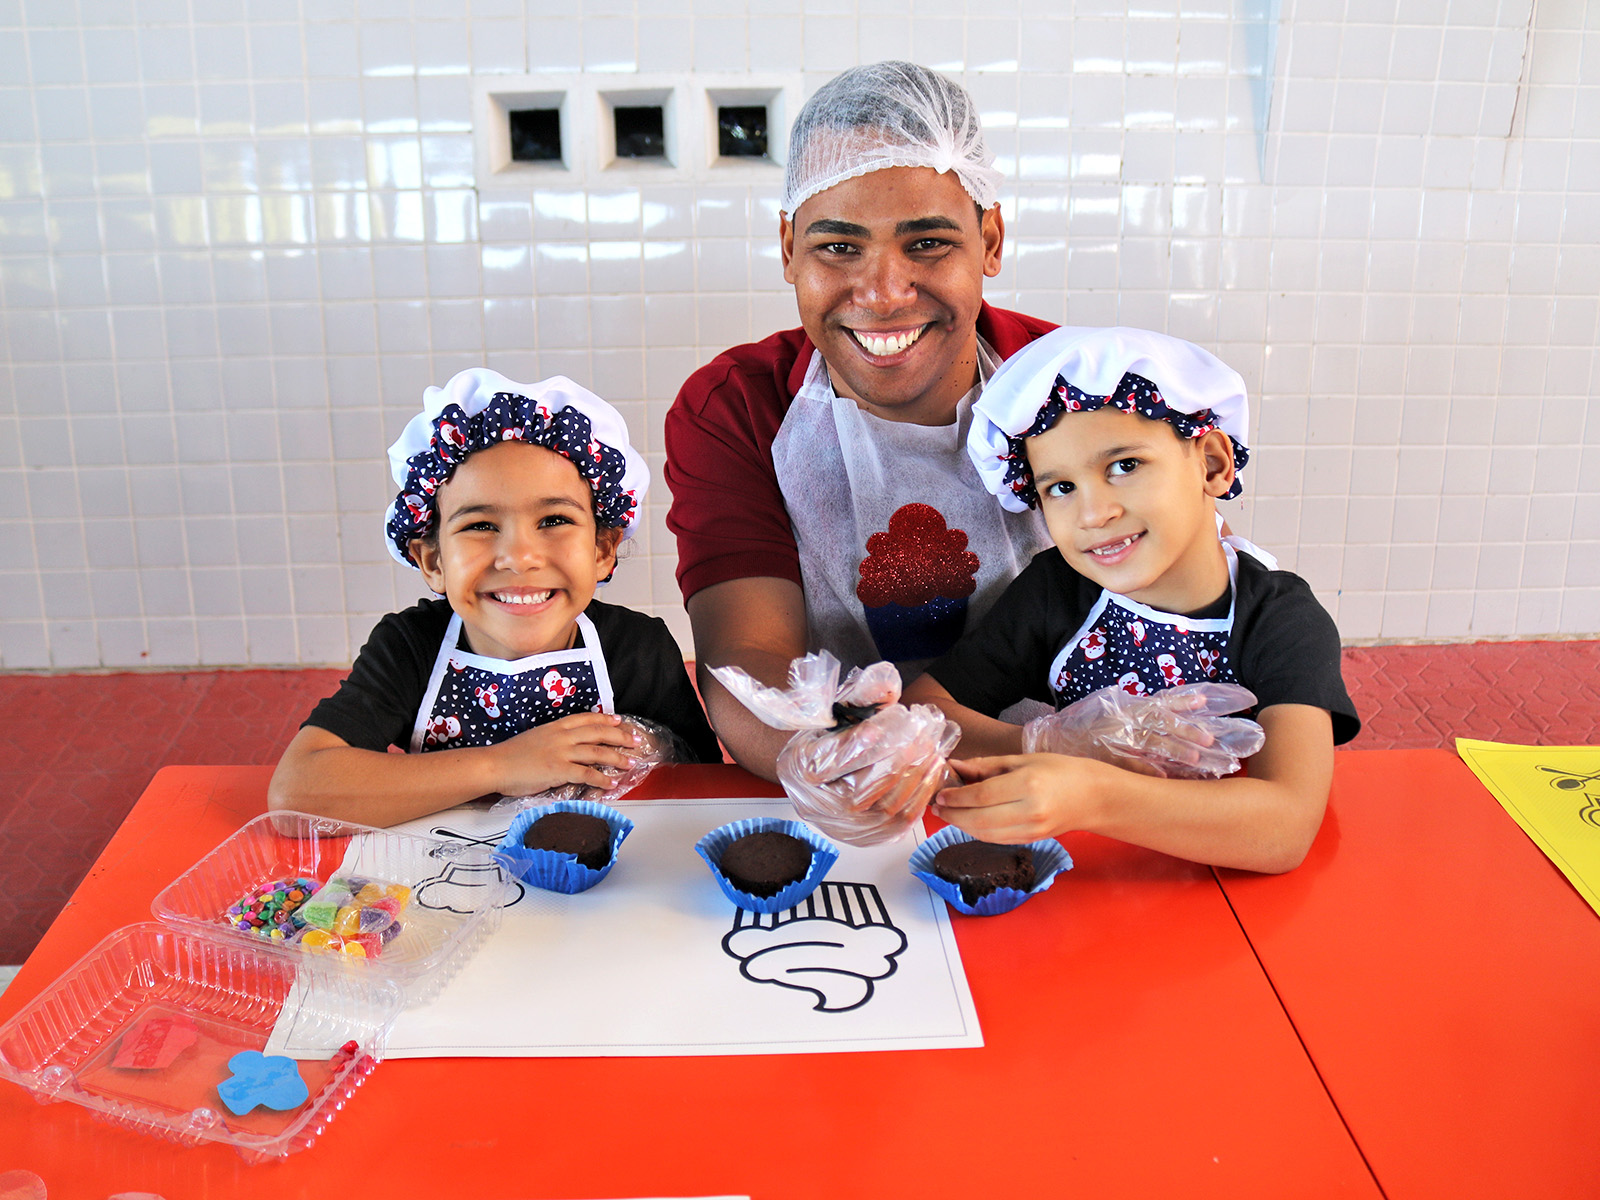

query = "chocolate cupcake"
(695, 818), (840, 914)
(497, 800), (633, 894)
(930, 840), (1036, 905)
(523, 811), (612, 870)
(909, 826), (1073, 917)
(719, 831), (813, 898)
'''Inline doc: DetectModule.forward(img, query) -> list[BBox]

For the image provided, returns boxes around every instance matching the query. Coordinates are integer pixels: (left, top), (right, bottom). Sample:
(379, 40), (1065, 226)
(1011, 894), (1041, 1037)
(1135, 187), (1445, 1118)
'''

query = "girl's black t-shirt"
(304, 597), (723, 762)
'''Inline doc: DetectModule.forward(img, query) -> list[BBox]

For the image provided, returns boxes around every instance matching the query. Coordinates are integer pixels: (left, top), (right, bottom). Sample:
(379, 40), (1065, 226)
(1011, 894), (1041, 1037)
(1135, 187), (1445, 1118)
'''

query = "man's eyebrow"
(804, 218), (870, 238)
(895, 215), (963, 236)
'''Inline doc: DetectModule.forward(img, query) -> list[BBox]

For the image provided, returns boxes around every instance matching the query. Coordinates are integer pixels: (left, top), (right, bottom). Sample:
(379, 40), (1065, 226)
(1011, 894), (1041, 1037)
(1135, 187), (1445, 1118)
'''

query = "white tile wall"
(1, 0), (1597, 668)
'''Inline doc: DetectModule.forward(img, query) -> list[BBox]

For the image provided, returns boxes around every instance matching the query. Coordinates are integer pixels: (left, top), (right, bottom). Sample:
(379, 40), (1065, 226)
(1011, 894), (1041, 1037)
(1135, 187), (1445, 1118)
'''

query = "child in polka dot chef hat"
(904, 327), (1360, 873)
(270, 368), (720, 827)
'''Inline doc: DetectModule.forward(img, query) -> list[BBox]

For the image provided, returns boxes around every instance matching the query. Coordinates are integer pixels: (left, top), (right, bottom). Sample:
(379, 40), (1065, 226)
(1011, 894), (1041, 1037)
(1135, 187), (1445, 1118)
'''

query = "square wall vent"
(474, 74), (801, 190)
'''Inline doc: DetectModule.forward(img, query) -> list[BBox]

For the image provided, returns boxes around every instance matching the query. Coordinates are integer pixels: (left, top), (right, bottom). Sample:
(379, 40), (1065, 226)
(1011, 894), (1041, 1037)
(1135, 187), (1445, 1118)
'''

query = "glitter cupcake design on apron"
(1048, 545), (1245, 707)
(408, 612), (615, 753)
(772, 348), (1051, 675)
(855, 503), (979, 663)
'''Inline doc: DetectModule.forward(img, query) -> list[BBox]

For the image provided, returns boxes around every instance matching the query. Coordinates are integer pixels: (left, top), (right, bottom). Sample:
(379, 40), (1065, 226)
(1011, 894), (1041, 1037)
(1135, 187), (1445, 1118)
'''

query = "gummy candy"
(333, 905), (362, 937)
(299, 900), (338, 931)
(358, 906), (393, 934)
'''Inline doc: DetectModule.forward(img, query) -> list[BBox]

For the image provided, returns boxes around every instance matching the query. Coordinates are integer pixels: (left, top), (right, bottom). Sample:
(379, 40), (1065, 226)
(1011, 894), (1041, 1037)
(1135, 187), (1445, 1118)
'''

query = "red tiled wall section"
(2, 642), (1597, 964)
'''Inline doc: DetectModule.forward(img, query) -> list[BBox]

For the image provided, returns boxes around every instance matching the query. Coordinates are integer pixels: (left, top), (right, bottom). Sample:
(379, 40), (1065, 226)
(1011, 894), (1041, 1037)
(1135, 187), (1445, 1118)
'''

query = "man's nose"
(852, 250), (917, 313)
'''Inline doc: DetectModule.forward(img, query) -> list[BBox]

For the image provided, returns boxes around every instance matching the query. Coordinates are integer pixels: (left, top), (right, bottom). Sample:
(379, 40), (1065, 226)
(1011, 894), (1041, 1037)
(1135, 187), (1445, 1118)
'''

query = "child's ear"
(594, 526), (623, 583)
(411, 537), (447, 593)
(1198, 429), (1237, 499)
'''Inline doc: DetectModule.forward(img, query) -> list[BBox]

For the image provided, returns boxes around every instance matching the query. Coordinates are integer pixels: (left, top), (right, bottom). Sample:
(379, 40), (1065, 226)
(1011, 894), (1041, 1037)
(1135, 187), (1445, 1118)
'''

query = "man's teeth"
(493, 590), (551, 605)
(1091, 536), (1138, 557)
(853, 327), (923, 356)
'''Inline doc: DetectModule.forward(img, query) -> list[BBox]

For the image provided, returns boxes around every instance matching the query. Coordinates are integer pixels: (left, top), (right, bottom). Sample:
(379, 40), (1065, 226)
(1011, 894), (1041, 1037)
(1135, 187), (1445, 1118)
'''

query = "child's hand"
(1023, 683), (1265, 779)
(485, 713), (638, 796)
(930, 754), (1112, 844)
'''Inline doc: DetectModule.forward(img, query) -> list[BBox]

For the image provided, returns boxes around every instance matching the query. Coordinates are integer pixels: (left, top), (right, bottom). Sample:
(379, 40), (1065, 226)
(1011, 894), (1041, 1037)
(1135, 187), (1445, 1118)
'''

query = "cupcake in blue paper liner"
(497, 800), (634, 894)
(909, 825), (1072, 917)
(695, 818), (839, 914)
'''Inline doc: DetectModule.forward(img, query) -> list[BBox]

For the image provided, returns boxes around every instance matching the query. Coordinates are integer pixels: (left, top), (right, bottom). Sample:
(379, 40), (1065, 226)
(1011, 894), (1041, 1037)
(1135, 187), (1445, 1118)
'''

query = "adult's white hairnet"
(780, 61), (1001, 216)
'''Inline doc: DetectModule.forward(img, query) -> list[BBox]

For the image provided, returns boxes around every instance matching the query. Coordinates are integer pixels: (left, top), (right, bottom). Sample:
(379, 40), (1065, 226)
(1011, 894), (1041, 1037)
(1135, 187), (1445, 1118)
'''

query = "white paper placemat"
(287, 796), (982, 1058)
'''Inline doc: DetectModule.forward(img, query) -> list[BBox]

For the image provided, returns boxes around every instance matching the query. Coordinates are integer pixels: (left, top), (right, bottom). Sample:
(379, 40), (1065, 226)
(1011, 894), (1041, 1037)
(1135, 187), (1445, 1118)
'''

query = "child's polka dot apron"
(1048, 544), (1248, 707)
(407, 612), (615, 752)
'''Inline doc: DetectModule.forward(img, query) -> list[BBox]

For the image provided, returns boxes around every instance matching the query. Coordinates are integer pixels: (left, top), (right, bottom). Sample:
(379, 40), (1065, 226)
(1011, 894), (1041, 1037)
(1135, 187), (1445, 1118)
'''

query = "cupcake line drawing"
(418, 825), (527, 909)
(856, 503), (979, 663)
(720, 882), (908, 1013)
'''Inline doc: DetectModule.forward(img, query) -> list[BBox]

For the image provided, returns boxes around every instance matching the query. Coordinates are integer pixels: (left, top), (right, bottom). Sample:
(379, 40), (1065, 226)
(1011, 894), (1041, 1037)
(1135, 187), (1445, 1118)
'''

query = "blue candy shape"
(217, 1050), (310, 1116)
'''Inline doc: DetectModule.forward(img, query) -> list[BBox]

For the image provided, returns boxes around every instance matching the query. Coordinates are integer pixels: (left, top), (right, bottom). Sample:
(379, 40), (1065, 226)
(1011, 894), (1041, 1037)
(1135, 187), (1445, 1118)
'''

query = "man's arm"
(687, 576), (810, 781)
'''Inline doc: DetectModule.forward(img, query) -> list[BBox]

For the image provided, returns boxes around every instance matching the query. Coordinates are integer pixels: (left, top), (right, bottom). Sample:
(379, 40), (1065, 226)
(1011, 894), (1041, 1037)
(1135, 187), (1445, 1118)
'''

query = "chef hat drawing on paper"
(967, 326), (1252, 512)
(780, 61), (1001, 215)
(384, 368), (649, 568)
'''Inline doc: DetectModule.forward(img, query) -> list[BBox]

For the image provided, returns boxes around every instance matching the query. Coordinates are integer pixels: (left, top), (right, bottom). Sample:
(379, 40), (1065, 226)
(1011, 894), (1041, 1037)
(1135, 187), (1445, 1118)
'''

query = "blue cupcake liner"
(497, 800), (634, 894)
(909, 826), (1073, 917)
(695, 818), (839, 914)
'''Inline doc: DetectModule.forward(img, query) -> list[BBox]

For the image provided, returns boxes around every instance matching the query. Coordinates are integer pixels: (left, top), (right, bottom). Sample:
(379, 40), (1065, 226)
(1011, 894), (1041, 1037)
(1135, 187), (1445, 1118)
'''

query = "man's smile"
(848, 324), (929, 358)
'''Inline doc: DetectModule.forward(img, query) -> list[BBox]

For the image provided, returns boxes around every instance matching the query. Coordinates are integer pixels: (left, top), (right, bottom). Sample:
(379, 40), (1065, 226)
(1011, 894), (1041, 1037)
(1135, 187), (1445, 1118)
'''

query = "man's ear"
(981, 203), (1004, 278)
(1198, 429), (1237, 499)
(411, 537), (446, 594)
(780, 213), (796, 282)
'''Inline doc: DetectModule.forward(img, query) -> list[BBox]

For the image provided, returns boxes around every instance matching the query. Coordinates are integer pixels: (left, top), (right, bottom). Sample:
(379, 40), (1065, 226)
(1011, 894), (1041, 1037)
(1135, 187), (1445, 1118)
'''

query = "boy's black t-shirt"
(926, 548), (1361, 744)
(304, 596), (723, 763)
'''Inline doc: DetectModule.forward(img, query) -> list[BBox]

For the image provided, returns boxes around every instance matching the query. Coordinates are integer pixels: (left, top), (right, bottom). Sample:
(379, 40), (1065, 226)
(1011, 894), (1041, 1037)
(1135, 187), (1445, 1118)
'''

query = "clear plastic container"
(152, 811), (516, 1006)
(0, 923), (403, 1162)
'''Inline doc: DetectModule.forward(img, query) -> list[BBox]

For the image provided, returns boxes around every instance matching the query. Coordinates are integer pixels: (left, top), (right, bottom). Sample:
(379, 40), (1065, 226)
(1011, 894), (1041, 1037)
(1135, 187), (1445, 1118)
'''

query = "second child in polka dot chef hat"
(967, 325), (1251, 515)
(385, 368), (648, 570)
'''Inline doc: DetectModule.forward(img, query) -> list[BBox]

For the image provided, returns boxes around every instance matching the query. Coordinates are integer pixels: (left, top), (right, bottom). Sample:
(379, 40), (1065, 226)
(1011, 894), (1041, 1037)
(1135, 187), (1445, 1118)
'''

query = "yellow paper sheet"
(1457, 738), (1600, 915)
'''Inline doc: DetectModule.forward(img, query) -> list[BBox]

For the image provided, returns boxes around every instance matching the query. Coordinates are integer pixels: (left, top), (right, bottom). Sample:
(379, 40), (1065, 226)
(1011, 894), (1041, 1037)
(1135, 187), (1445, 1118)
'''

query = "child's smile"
(1028, 405), (1234, 614)
(411, 441), (620, 661)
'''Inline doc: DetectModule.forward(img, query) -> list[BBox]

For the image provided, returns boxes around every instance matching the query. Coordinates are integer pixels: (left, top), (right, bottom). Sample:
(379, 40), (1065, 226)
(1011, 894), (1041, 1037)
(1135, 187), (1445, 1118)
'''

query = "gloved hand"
(492, 716), (688, 812)
(1022, 682), (1265, 779)
(711, 652), (960, 847)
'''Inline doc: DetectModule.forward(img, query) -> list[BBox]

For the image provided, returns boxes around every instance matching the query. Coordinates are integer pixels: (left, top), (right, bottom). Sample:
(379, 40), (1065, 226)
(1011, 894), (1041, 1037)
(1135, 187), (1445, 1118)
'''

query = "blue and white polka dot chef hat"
(384, 368), (649, 568)
(968, 325), (1252, 513)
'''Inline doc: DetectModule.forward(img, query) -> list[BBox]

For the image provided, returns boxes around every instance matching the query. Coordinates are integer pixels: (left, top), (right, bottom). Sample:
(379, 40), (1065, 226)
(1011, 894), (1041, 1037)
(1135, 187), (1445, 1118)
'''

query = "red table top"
(0, 764), (1386, 1198)
(1218, 748), (1600, 1200)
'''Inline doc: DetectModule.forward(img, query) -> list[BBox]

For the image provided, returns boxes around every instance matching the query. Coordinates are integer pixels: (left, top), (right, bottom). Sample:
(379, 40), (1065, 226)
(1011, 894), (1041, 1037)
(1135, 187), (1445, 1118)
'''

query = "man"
(665, 62), (1057, 779)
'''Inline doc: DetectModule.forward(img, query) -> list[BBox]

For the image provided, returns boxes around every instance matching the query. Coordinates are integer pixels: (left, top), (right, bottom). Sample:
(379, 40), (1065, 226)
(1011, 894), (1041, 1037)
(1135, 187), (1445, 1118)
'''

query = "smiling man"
(664, 62), (1057, 777)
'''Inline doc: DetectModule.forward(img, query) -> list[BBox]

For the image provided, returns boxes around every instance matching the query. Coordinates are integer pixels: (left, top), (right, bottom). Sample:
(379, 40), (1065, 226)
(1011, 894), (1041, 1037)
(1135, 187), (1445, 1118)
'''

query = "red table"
(0, 763), (1389, 1198)
(1219, 748), (1600, 1200)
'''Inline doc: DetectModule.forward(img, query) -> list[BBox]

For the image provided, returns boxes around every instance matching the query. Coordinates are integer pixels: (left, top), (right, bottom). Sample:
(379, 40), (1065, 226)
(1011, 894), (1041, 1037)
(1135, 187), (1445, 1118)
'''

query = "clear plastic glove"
(710, 652), (959, 847)
(492, 716), (689, 813)
(1022, 682), (1266, 779)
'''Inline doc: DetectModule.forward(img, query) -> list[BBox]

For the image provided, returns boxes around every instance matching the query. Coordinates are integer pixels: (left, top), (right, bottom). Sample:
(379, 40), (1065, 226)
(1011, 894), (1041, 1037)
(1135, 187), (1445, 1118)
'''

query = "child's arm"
(902, 673), (1026, 756)
(929, 703), (1333, 874)
(268, 713), (638, 827)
